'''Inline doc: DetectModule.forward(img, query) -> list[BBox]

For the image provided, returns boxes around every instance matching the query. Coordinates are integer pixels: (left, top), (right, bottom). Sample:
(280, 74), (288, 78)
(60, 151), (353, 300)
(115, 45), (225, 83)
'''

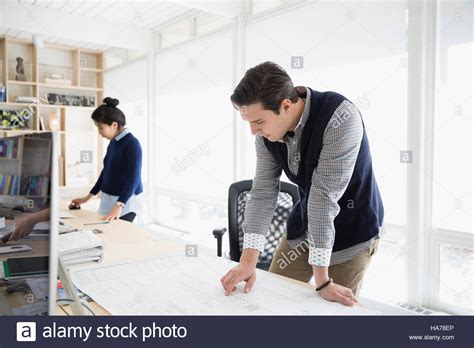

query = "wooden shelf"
(7, 80), (36, 86)
(5, 37), (34, 45)
(80, 67), (103, 73)
(0, 157), (19, 161)
(0, 129), (36, 133)
(37, 82), (103, 92)
(2, 35), (104, 188)
(36, 104), (65, 109)
(0, 102), (95, 111)
(0, 129), (65, 134)
(40, 105), (95, 110)
(0, 102), (34, 108)
(38, 104), (96, 110)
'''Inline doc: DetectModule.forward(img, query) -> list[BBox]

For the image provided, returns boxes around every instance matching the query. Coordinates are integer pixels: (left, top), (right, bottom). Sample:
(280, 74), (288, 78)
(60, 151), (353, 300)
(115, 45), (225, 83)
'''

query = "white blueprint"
(70, 254), (390, 315)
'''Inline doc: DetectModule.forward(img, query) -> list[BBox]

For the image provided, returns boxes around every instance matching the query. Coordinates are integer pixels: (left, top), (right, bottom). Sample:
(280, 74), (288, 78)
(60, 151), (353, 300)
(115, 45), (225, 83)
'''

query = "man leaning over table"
(220, 62), (384, 307)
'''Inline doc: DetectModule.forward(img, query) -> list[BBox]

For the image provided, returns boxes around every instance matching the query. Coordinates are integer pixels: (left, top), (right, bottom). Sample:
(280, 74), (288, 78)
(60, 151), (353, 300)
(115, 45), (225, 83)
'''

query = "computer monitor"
(0, 131), (59, 315)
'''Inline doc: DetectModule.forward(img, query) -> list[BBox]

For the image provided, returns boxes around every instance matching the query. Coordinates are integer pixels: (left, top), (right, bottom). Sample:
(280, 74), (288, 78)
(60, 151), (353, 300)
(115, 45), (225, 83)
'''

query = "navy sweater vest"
(263, 88), (384, 252)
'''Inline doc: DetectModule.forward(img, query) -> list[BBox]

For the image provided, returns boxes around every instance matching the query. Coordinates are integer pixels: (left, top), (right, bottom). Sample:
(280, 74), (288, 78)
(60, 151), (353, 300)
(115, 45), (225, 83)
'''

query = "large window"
(430, 0), (472, 313)
(244, 1), (410, 304)
(153, 30), (233, 247)
(145, 0), (472, 313)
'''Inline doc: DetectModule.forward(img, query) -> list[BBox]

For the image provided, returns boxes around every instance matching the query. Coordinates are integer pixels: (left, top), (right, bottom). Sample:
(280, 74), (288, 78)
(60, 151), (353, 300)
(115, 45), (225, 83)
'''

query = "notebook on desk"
(58, 230), (104, 266)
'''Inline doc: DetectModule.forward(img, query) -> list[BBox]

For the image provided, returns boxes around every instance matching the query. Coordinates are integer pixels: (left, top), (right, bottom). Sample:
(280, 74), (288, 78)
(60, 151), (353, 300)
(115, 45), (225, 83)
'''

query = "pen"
(83, 221), (111, 226)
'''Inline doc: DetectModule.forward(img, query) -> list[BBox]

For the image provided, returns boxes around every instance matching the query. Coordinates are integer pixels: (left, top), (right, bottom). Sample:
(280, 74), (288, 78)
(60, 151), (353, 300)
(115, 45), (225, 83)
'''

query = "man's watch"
(115, 202), (125, 208)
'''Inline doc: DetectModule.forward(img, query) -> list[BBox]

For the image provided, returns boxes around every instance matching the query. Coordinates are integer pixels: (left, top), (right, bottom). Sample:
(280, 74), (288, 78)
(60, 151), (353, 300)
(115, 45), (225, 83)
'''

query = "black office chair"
(213, 180), (299, 271)
(120, 212), (136, 223)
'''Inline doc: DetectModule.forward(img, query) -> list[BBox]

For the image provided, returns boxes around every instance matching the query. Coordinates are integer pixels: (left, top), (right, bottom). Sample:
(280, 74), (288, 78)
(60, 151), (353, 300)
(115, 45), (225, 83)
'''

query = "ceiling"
(0, 1), (208, 50)
(14, 0), (197, 30)
(0, 0), (300, 66)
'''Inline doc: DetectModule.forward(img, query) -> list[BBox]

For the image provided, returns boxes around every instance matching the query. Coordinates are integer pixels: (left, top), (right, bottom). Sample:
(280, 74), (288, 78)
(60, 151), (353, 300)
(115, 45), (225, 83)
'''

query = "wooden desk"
(59, 205), (182, 266)
(57, 204), (183, 315)
(57, 204), (410, 316)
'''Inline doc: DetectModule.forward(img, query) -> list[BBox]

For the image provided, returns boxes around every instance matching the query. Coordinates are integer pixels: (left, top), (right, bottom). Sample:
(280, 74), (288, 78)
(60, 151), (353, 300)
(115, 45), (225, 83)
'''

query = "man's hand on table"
(220, 248), (258, 295)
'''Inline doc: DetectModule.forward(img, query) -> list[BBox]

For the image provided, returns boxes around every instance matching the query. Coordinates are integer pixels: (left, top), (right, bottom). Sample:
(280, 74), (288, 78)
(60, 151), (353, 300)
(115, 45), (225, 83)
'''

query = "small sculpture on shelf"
(15, 56), (27, 81)
(48, 111), (60, 131)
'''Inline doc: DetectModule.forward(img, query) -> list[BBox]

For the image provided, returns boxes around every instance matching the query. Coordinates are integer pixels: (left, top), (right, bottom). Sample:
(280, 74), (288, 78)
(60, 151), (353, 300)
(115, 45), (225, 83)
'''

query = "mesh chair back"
(228, 180), (299, 269)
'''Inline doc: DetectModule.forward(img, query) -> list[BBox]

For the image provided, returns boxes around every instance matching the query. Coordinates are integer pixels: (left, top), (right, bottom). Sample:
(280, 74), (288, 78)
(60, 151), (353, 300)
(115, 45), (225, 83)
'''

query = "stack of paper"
(58, 230), (104, 266)
(45, 78), (72, 85)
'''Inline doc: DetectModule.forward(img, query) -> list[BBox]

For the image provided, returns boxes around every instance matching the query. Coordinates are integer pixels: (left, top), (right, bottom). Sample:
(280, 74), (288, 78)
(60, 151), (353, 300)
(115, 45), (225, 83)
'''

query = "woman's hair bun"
(103, 97), (119, 107)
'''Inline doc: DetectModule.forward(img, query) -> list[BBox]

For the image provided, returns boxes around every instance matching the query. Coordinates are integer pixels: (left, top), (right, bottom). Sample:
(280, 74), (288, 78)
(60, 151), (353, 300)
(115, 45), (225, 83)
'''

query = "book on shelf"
(0, 86), (6, 103)
(0, 175), (20, 195)
(39, 116), (46, 131)
(20, 175), (49, 196)
(0, 138), (18, 159)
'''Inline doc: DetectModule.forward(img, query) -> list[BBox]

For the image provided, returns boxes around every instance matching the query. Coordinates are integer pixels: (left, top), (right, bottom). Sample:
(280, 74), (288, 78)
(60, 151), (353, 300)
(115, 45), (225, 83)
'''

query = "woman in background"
(71, 97), (143, 222)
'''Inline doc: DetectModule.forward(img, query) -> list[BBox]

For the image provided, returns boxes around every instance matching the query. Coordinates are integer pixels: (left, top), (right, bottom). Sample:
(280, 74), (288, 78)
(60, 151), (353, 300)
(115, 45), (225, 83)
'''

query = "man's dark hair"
(230, 61), (299, 114)
(91, 97), (126, 128)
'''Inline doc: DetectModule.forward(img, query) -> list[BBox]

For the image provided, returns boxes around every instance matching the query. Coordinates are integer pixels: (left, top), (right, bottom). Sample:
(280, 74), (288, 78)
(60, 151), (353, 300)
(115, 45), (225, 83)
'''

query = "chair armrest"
(212, 227), (227, 238)
(212, 227), (227, 257)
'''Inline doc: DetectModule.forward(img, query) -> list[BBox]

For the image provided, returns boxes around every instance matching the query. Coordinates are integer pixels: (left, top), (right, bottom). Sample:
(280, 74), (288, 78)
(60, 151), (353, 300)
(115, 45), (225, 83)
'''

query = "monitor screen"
(0, 132), (58, 315)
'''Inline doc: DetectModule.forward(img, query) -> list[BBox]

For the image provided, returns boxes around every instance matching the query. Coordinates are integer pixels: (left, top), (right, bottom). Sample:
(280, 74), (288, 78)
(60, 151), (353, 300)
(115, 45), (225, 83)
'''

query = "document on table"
(58, 230), (103, 254)
(58, 230), (104, 265)
(33, 221), (50, 231)
(70, 254), (387, 315)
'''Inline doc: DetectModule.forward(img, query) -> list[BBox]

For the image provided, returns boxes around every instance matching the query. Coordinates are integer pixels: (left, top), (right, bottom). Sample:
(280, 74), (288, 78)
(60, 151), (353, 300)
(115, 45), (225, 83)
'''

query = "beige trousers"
(268, 236), (379, 296)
